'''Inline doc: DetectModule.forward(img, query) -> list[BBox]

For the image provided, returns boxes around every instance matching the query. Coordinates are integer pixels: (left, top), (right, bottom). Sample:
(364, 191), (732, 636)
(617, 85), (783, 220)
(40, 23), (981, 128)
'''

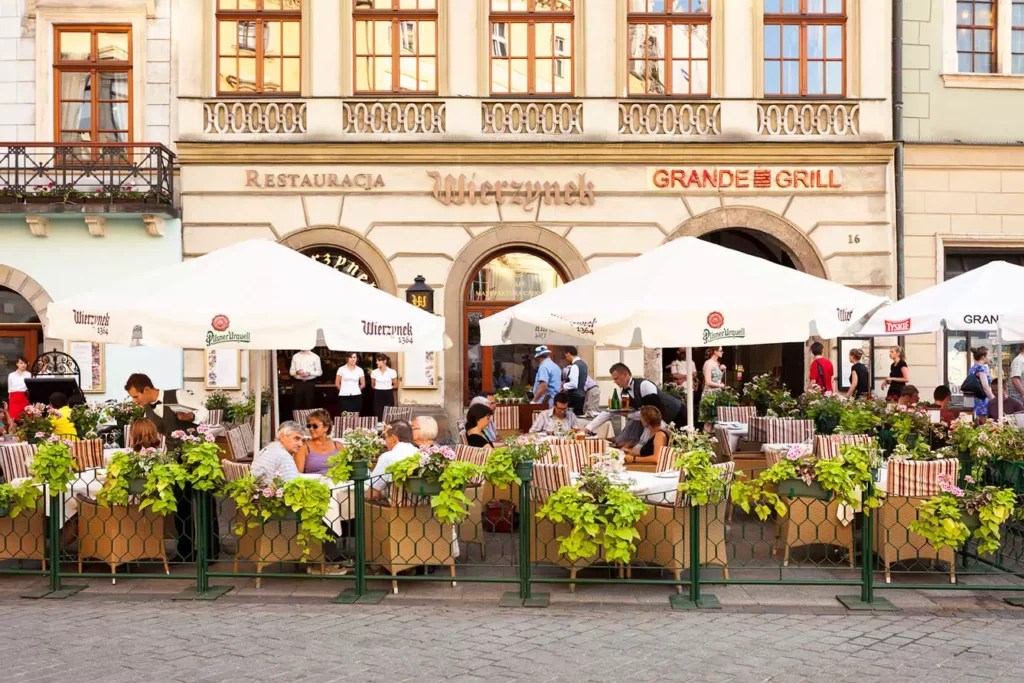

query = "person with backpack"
(807, 341), (835, 393)
(963, 346), (996, 423)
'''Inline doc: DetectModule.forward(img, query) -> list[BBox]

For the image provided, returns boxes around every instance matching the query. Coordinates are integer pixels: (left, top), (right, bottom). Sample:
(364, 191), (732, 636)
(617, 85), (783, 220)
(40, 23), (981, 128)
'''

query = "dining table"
(572, 469), (680, 506)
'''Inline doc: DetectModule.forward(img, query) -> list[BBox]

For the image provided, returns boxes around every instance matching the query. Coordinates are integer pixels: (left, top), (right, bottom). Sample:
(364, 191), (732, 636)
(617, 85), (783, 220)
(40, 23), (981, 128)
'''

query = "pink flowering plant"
(97, 446), (186, 515)
(327, 427), (386, 484)
(220, 470), (332, 558)
(910, 473), (1016, 556)
(108, 398), (145, 424)
(386, 445), (483, 524)
(171, 425), (226, 492)
(13, 403), (56, 444)
(29, 435), (78, 494)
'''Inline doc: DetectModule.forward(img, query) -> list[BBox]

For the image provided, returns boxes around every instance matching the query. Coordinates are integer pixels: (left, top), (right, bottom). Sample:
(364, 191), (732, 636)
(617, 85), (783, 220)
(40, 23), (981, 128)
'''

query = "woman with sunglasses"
(294, 409), (340, 476)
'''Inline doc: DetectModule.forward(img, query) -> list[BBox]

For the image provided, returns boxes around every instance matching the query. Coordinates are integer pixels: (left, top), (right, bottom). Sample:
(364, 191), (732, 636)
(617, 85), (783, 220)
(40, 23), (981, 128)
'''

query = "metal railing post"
(48, 494), (61, 594)
(671, 501), (719, 610)
(196, 490), (208, 594)
(837, 480), (895, 611)
(335, 461), (383, 603)
(504, 460), (546, 607)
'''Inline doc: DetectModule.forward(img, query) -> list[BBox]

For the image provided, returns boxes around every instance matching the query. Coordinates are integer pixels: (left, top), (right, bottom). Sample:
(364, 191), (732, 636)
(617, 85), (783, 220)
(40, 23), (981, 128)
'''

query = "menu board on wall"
(66, 341), (104, 393)
(836, 338), (874, 393)
(205, 349), (241, 390)
(402, 350), (437, 389)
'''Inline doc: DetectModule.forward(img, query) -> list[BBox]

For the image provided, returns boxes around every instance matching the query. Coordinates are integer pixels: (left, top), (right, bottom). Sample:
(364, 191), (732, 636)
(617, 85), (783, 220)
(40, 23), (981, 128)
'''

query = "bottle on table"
(611, 388), (620, 410)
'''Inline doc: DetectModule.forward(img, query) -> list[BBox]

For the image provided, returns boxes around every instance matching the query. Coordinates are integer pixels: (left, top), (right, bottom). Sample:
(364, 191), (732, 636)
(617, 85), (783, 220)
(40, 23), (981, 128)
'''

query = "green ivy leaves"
(536, 483), (648, 564)
(30, 440), (77, 495)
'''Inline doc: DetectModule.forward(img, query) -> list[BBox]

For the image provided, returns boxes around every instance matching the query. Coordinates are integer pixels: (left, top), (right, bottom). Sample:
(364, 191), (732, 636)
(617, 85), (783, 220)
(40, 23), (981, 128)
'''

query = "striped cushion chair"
(0, 443), (36, 482)
(453, 445), (490, 560)
(765, 418), (815, 446)
(877, 458), (960, 583)
(70, 439), (105, 470)
(656, 446), (679, 473)
(746, 417), (773, 444)
(717, 406), (756, 424)
(292, 409), (315, 427)
(334, 415), (379, 437)
(492, 405), (519, 432)
(813, 434), (874, 460)
(382, 406), (413, 424)
(204, 409), (226, 426)
(547, 444), (591, 474)
(222, 460), (251, 482)
(227, 424), (255, 461)
(529, 462), (595, 592)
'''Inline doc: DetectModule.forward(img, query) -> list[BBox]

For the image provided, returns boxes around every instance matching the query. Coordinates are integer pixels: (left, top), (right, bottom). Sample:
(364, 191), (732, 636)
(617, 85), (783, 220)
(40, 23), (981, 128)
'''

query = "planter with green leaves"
(13, 403), (56, 444)
(804, 391), (845, 436)
(387, 445), (482, 524)
(97, 447), (188, 516)
(70, 402), (106, 440)
(673, 447), (730, 506)
(909, 473), (1016, 556)
(699, 388), (740, 425)
(483, 435), (550, 489)
(326, 427), (386, 484)
(741, 374), (796, 418)
(220, 471), (332, 559)
(536, 469), (648, 564)
(775, 478), (832, 501)
(171, 425), (226, 492)
(0, 480), (41, 518)
(30, 436), (78, 494)
(730, 443), (881, 521)
(203, 390), (231, 412)
(838, 401), (882, 436)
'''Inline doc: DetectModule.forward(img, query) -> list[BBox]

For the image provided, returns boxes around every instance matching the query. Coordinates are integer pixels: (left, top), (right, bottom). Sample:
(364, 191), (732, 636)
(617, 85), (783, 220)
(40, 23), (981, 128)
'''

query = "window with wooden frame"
(1011, 0), (1023, 73)
(490, 0), (574, 95)
(956, 0), (996, 73)
(764, 0), (846, 97)
(54, 26), (132, 143)
(216, 0), (301, 95)
(353, 0), (437, 94)
(627, 1), (710, 97)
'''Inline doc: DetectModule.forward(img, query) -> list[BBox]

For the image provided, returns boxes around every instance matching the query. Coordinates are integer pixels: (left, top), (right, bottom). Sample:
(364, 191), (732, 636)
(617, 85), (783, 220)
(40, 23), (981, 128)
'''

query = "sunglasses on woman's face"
(307, 423), (323, 430)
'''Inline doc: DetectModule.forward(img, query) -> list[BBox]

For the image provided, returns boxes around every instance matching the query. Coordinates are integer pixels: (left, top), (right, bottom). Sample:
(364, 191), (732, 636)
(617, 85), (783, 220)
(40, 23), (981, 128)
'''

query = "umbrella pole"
(998, 341), (1003, 421)
(271, 350), (280, 432)
(253, 350), (263, 453)
(686, 347), (695, 429)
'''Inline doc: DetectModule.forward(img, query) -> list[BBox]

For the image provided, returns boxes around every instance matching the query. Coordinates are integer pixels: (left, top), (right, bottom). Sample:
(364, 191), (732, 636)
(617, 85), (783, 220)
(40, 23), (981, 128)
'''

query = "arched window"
(0, 285), (43, 401)
(464, 251), (564, 400)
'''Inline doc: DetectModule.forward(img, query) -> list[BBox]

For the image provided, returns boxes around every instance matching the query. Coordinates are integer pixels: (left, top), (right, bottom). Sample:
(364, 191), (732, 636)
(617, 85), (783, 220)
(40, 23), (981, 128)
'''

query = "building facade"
(0, 0), (182, 402)
(902, 0), (1024, 396)
(171, 0), (896, 430)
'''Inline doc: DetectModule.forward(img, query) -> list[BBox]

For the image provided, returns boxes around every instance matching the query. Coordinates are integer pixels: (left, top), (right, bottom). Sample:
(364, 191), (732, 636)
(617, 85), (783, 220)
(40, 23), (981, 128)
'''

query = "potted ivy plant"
(0, 480), (40, 518)
(909, 473), (1016, 556)
(70, 401), (106, 440)
(204, 390), (231, 412)
(386, 445), (482, 524)
(742, 374), (780, 417)
(698, 387), (740, 425)
(326, 427), (386, 484)
(674, 448), (730, 506)
(483, 436), (549, 489)
(97, 447), (187, 514)
(172, 425), (226, 493)
(108, 399), (145, 448)
(803, 391), (845, 436)
(30, 435), (78, 494)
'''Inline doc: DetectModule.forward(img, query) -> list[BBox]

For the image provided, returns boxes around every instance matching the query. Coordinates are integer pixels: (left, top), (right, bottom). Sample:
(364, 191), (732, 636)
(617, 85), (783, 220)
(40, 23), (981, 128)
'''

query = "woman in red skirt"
(6, 356), (30, 422)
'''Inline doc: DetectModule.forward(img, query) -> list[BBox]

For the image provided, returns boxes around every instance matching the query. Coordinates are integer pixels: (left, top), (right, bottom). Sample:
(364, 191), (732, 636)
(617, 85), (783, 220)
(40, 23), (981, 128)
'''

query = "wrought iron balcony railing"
(0, 143), (177, 216)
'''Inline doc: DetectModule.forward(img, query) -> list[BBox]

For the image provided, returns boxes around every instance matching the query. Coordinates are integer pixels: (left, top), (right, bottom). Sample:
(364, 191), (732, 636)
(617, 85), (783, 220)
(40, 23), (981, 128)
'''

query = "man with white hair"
(412, 415), (438, 447)
(251, 421), (305, 482)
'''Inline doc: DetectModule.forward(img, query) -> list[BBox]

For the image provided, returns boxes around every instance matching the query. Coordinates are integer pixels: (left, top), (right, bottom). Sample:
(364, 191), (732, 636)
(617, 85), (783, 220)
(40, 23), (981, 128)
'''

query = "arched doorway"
(0, 285), (44, 404)
(464, 250), (566, 401)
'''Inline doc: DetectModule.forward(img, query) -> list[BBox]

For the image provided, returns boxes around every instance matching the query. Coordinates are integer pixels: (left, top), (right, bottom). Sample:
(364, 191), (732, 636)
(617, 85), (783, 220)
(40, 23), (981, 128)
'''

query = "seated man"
(898, 384), (920, 406)
(368, 420), (419, 500)
(251, 421), (304, 482)
(412, 415), (438, 447)
(988, 383), (1024, 420)
(530, 392), (581, 434)
(932, 386), (959, 425)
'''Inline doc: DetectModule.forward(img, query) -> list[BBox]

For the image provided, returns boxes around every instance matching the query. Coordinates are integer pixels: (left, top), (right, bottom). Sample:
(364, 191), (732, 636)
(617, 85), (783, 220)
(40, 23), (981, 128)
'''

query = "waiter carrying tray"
(586, 363), (683, 439)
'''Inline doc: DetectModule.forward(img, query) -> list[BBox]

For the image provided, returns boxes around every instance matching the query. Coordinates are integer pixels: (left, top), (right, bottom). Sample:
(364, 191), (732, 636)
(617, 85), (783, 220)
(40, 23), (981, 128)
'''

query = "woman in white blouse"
(6, 356), (30, 422)
(370, 354), (398, 421)
(335, 352), (366, 415)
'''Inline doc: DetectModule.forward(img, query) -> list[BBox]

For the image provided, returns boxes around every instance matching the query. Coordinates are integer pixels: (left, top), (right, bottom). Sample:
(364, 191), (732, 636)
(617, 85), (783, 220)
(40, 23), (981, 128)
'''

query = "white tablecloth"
(572, 470), (680, 506)
(14, 467), (106, 528)
(717, 423), (748, 452)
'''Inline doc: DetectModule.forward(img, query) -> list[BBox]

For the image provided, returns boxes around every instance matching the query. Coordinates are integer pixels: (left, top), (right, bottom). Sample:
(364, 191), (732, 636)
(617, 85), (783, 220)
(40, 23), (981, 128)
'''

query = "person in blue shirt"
(530, 346), (562, 408)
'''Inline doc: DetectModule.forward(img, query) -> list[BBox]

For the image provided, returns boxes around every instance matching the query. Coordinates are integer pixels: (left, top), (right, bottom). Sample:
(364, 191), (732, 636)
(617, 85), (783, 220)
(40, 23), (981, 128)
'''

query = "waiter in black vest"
(562, 346), (588, 418)
(585, 362), (683, 438)
(125, 373), (216, 562)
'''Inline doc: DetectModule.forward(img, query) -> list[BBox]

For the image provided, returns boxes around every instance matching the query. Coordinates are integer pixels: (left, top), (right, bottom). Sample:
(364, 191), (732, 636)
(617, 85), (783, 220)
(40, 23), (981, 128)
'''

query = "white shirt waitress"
(335, 352), (366, 416)
(6, 356), (31, 421)
(370, 355), (399, 422)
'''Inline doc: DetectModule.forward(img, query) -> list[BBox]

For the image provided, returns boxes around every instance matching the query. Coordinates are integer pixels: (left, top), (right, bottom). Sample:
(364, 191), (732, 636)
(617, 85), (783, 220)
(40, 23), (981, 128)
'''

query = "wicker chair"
(222, 460), (251, 482)
(813, 434), (874, 460)
(530, 462), (597, 593)
(656, 446), (679, 473)
(333, 415), (378, 437)
(366, 482), (457, 595)
(70, 439), (105, 470)
(204, 409), (226, 426)
(636, 462), (733, 592)
(876, 459), (959, 583)
(233, 512), (326, 588)
(382, 406), (413, 424)
(0, 443), (35, 482)
(0, 507), (46, 569)
(226, 423), (254, 461)
(547, 438), (607, 457)
(76, 497), (170, 583)
(764, 447), (855, 567)
(292, 409), (316, 427)
(545, 443), (592, 474)
(453, 445), (489, 561)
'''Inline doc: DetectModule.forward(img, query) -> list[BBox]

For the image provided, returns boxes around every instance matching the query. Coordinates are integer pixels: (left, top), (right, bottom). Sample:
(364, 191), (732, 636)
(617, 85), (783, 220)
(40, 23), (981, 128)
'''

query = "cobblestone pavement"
(3, 598), (1024, 682)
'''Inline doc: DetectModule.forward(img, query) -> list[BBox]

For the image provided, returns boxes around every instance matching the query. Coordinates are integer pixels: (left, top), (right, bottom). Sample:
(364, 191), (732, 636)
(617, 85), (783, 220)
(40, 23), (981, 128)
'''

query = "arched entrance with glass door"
(0, 284), (45, 406)
(464, 251), (566, 401)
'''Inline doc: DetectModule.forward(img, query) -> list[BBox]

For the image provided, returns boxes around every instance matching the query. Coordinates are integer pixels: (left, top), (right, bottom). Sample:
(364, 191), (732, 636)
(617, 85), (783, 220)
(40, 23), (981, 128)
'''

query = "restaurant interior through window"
(275, 245), (382, 420)
(0, 286), (43, 407)
(465, 251), (565, 403)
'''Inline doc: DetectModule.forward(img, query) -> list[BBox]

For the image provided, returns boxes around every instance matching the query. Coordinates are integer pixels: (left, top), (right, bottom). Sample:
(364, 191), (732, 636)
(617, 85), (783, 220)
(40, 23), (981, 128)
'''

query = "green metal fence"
(8, 459), (1024, 609)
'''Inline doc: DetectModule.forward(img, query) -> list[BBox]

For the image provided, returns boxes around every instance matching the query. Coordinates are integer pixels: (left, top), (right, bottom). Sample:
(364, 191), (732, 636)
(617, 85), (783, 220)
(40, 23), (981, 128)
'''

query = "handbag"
(961, 371), (984, 398)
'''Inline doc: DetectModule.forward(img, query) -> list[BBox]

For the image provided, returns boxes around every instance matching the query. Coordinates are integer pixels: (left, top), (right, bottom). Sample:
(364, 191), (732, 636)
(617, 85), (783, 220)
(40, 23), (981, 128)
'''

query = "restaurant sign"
(245, 170), (384, 190)
(428, 171), (595, 210)
(649, 167), (842, 191)
(300, 246), (377, 288)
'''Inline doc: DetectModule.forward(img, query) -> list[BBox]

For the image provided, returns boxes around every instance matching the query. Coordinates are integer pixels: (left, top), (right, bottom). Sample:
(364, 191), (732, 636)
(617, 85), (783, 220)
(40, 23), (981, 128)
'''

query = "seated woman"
(465, 403), (495, 449)
(130, 418), (163, 451)
(624, 406), (669, 467)
(49, 392), (78, 440)
(294, 409), (339, 476)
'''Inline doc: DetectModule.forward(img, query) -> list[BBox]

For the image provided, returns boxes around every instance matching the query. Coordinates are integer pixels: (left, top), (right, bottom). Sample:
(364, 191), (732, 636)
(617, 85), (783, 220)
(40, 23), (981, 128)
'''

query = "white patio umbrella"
(857, 260), (1024, 419)
(480, 236), (887, 426)
(49, 239), (449, 449)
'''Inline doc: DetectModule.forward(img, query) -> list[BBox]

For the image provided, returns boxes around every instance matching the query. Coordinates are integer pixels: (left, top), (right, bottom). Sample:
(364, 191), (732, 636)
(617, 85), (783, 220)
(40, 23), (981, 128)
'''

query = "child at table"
(49, 392), (77, 440)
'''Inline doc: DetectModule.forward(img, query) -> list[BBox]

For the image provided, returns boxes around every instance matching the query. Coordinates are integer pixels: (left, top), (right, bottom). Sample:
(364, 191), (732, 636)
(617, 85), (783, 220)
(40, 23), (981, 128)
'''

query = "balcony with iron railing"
(0, 144), (179, 228)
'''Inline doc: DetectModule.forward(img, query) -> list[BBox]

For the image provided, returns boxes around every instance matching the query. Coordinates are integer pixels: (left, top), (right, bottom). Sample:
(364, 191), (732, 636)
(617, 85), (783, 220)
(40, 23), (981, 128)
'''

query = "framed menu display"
(66, 341), (104, 393)
(402, 350), (437, 389)
(836, 337), (874, 392)
(204, 349), (241, 390)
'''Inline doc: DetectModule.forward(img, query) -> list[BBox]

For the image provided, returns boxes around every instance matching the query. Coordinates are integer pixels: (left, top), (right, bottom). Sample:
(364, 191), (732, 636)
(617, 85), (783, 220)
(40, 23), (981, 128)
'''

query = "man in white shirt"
(1010, 347), (1024, 402)
(666, 348), (697, 391)
(251, 421), (305, 482)
(368, 420), (419, 498)
(530, 392), (581, 434)
(586, 363), (683, 442)
(290, 350), (322, 410)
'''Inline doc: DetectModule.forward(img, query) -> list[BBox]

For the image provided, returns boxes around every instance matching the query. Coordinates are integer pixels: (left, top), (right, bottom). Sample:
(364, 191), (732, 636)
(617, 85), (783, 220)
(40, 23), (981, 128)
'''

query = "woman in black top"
(625, 406), (669, 466)
(845, 348), (871, 399)
(465, 403), (494, 449)
(882, 346), (909, 401)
